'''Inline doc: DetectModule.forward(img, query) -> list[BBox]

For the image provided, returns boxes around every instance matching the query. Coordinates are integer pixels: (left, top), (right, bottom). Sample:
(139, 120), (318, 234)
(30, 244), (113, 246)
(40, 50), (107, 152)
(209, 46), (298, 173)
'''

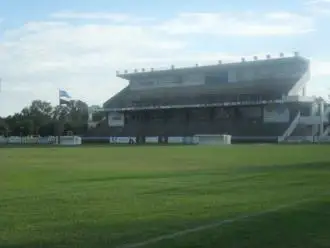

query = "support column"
(320, 101), (324, 136)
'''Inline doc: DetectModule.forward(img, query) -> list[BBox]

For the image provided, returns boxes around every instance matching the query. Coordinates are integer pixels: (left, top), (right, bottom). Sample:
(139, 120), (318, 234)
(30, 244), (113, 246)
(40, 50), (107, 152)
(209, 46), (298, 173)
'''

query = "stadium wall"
(0, 136), (82, 146)
(81, 135), (330, 145)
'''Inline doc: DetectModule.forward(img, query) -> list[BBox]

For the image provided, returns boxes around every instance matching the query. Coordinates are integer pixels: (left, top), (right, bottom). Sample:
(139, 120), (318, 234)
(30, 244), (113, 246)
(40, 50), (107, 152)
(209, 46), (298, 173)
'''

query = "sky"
(0, 0), (330, 117)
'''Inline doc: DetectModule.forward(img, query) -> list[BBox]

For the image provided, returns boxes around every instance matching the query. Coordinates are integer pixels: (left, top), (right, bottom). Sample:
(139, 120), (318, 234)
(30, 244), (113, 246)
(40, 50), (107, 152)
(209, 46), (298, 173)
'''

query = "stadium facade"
(87, 53), (330, 143)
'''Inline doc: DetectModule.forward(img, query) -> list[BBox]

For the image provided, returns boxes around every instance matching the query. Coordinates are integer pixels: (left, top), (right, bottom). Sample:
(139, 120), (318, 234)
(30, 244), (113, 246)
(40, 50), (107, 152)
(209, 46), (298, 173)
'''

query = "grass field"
(1, 145), (330, 248)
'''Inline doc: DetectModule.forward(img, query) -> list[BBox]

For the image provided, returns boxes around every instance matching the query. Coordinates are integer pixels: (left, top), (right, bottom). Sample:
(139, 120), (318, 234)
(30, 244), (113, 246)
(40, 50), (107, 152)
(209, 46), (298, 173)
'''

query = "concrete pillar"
(320, 101), (324, 135)
(88, 113), (93, 122)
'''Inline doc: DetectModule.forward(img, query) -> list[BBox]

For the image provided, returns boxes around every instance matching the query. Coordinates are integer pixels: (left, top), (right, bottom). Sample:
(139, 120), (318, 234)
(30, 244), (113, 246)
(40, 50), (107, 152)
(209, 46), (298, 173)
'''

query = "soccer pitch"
(1, 145), (330, 248)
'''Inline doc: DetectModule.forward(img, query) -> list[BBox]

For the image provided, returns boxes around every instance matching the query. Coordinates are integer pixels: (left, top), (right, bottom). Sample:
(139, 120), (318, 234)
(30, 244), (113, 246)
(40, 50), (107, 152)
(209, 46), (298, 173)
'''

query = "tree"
(67, 100), (89, 123)
(17, 100), (54, 135)
(52, 105), (70, 121)
(28, 100), (53, 129)
(0, 118), (9, 136)
(2, 99), (92, 136)
(4, 113), (34, 136)
(62, 100), (89, 135)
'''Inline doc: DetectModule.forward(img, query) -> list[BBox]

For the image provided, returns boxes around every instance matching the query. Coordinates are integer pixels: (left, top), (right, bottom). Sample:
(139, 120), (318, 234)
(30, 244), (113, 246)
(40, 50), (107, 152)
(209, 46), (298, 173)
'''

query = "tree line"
(0, 100), (104, 137)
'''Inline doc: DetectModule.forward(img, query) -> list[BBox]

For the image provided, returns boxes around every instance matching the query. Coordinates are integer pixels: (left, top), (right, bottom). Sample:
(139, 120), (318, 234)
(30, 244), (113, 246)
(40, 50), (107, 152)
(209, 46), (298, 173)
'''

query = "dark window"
(205, 71), (228, 84)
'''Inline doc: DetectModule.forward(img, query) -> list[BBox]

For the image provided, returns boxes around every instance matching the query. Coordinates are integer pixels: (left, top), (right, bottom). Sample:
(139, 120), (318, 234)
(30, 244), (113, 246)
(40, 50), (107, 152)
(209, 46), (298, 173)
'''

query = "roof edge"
(117, 55), (309, 80)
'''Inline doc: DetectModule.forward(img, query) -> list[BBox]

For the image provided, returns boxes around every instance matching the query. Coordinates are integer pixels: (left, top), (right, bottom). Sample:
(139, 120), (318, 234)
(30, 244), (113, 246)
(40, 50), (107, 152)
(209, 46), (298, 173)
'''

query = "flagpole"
(57, 89), (61, 145)
(57, 89), (65, 145)
(57, 88), (60, 107)
(57, 89), (72, 143)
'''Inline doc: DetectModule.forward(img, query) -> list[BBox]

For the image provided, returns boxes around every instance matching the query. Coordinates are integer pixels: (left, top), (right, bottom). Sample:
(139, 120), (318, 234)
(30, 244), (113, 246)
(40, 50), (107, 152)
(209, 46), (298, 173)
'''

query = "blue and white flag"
(59, 89), (71, 99)
(59, 89), (72, 105)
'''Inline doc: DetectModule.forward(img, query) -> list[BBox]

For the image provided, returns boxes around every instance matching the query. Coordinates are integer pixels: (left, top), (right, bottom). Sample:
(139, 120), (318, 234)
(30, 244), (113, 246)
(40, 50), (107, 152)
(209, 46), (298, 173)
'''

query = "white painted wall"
(108, 112), (125, 127)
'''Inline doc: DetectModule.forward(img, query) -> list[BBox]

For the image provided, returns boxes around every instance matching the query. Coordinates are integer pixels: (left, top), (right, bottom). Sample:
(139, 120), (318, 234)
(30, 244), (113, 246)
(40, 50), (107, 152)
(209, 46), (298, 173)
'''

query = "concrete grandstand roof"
(117, 56), (309, 80)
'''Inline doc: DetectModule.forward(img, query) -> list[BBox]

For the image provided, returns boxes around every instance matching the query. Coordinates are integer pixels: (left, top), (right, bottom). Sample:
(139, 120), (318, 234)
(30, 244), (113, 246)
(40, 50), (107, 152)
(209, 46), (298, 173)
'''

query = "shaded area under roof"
(103, 78), (301, 110)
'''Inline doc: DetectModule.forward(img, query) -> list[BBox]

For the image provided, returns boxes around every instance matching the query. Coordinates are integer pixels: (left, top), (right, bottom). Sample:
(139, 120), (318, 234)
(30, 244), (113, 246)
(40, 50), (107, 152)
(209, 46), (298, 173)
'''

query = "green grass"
(0, 145), (330, 248)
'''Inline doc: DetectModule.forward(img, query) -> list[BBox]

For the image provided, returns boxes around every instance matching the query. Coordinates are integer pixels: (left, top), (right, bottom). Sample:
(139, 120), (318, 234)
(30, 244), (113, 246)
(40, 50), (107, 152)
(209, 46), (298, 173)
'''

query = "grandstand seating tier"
(103, 78), (301, 110)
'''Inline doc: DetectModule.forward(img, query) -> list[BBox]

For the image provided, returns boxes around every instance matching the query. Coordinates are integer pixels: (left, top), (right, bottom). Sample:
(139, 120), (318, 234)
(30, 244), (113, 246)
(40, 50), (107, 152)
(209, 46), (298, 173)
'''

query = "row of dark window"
(127, 94), (281, 108)
(125, 107), (263, 122)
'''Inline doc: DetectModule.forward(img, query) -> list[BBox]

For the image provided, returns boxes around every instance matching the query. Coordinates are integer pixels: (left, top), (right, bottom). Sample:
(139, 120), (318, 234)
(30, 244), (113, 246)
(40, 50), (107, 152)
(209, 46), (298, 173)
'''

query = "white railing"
(0, 136), (57, 145)
(0, 136), (82, 146)
(298, 102), (329, 126)
(288, 69), (310, 96)
(299, 116), (321, 125)
(311, 101), (319, 116)
(279, 112), (301, 142)
(316, 135), (330, 143)
(101, 99), (289, 112)
(283, 136), (314, 143)
(321, 126), (330, 137)
(88, 117), (106, 129)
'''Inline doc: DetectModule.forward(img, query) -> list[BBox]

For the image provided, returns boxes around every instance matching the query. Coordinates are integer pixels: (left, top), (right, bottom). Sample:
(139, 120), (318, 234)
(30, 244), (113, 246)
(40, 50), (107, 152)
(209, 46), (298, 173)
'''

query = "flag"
(59, 89), (71, 98)
(59, 89), (72, 105)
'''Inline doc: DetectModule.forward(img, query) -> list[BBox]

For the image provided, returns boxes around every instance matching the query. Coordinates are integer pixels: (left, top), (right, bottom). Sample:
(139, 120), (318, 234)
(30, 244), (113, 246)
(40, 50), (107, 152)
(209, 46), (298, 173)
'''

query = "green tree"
(0, 118), (9, 136)
(3, 99), (92, 136)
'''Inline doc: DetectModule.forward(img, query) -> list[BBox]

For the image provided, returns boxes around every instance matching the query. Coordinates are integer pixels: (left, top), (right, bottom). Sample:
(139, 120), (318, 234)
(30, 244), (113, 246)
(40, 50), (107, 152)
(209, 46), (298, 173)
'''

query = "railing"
(288, 69), (309, 96)
(278, 112), (300, 142)
(321, 126), (330, 137)
(283, 136), (314, 143)
(101, 99), (289, 112)
(87, 117), (106, 129)
(311, 101), (319, 116)
(298, 116), (320, 125)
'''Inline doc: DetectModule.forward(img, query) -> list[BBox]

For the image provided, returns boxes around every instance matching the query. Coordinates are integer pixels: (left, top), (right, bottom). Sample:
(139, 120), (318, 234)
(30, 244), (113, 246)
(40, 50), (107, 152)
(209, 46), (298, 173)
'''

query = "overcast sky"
(0, 0), (330, 117)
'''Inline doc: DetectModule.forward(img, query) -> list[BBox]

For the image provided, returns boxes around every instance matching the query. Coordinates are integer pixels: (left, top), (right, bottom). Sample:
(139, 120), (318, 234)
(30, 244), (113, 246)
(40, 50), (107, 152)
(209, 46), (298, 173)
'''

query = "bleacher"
(103, 82), (284, 110)
(87, 55), (311, 143)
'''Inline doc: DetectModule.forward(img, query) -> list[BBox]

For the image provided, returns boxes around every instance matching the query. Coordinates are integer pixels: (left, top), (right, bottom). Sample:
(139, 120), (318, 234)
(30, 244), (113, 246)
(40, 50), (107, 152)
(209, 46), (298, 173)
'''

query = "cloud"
(0, 10), (325, 116)
(50, 11), (153, 23)
(306, 0), (330, 4)
(305, 0), (330, 15)
(311, 60), (330, 76)
(304, 60), (330, 99)
(158, 12), (314, 36)
(0, 18), (188, 116)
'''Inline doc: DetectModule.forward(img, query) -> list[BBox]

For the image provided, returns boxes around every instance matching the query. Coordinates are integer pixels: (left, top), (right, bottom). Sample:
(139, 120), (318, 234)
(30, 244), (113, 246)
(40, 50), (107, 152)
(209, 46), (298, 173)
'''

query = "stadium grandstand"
(86, 52), (330, 144)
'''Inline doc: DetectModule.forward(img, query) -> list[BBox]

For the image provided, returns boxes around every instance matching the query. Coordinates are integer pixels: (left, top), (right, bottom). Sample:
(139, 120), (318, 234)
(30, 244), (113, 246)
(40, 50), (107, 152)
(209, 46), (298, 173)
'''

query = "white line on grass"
(116, 193), (329, 248)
